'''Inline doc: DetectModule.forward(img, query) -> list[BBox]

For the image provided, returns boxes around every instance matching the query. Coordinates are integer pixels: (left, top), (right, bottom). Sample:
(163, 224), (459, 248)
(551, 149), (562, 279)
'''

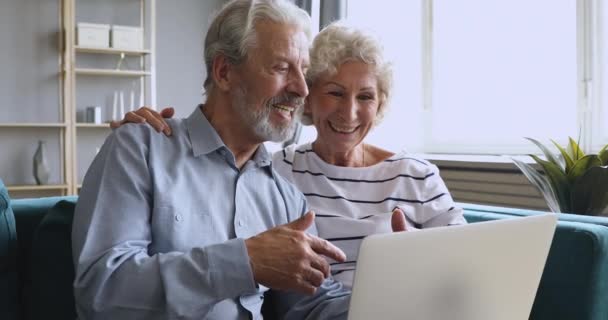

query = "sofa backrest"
(459, 201), (608, 227)
(464, 210), (608, 320)
(0, 179), (19, 320)
(26, 200), (77, 320)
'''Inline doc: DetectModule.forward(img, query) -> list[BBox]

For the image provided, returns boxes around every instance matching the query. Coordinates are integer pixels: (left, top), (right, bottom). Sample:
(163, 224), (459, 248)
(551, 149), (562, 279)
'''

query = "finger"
(124, 111), (147, 124)
(308, 236), (346, 263)
(294, 278), (317, 296)
(392, 208), (407, 232)
(285, 211), (315, 231)
(143, 108), (172, 136)
(140, 109), (167, 133)
(160, 107), (175, 118)
(109, 120), (120, 129)
(310, 254), (331, 278)
(159, 110), (173, 136)
(304, 267), (325, 288)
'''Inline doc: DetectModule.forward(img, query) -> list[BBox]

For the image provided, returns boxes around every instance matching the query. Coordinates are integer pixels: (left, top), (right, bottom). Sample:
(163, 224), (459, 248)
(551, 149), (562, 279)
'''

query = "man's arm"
(72, 126), (258, 319)
(73, 125), (347, 319)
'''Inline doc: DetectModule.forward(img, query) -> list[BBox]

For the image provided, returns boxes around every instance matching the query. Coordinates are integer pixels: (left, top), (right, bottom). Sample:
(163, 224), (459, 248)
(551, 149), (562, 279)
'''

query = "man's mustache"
(268, 93), (305, 109)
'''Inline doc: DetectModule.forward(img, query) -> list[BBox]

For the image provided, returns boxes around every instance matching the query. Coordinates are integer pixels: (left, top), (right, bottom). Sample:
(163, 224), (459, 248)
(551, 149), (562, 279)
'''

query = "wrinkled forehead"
(250, 21), (310, 63)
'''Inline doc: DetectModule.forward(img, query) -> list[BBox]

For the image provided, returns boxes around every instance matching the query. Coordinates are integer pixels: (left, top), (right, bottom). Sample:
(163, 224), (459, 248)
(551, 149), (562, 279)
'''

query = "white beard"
(231, 85), (304, 142)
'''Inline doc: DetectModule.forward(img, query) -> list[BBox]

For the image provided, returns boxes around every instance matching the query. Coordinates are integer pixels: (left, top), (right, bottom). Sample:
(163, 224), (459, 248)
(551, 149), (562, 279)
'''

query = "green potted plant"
(512, 137), (608, 215)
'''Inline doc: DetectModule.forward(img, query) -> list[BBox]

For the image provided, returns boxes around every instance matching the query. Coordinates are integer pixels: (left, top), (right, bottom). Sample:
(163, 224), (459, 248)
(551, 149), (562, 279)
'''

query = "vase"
(33, 140), (50, 185)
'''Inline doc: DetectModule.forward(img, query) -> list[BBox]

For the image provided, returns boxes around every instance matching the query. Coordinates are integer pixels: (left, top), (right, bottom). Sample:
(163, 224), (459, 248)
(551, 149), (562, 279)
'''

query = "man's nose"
(287, 68), (309, 98)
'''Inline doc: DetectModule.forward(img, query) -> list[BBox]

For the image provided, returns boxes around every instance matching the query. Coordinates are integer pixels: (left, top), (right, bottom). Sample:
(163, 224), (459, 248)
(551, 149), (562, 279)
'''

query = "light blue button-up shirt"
(72, 105), (350, 320)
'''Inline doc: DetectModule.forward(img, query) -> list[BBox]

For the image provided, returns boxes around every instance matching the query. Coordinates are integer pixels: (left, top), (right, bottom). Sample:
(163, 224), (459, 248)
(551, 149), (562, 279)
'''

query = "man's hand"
(110, 106), (175, 136)
(245, 211), (346, 295)
(391, 207), (408, 232)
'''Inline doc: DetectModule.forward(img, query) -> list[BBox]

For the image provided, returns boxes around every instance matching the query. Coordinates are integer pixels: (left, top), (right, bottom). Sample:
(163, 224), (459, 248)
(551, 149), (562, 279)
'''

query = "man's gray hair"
(302, 22), (393, 127)
(203, 0), (313, 92)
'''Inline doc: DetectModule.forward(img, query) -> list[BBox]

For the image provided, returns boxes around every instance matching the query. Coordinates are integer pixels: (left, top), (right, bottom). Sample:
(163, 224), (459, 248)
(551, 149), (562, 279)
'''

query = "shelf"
(0, 123), (67, 128)
(75, 46), (151, 56)
(76, 123), (111, 128)
(7, 184), (69, 191)
(74, 68), (151, 77)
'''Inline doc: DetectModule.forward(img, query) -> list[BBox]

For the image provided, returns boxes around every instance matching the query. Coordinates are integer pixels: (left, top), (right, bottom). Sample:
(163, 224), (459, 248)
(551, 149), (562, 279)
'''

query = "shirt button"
(238, 219), (244, 227)
(174, 214), (183, 222)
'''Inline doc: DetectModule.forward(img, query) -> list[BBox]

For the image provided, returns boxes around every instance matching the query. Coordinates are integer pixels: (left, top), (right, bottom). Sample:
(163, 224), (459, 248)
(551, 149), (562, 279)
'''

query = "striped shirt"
(272, 142), (466, 288)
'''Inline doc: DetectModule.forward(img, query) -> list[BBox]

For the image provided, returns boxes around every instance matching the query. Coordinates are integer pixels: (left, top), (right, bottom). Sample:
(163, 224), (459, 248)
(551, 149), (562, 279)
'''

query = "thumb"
(160, 107), (175, 118)
(287, 211), (315, 231)
(392, 208), (407, 232)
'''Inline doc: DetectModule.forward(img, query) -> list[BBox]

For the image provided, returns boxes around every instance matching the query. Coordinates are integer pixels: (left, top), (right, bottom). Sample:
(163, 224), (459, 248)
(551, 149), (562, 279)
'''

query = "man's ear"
(211, 54), (234, 92)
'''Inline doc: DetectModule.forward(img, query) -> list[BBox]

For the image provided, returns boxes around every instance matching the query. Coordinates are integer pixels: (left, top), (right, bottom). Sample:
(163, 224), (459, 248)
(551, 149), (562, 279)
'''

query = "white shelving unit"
(74, 68), (152, 77)
(4, 0), (156, 198)
(63, 0), (156, 195)
(0, 123), (68, 128)
(75, 123), (111, 128)
(7, 184), (70, 192)
(75, 46), (151, 55)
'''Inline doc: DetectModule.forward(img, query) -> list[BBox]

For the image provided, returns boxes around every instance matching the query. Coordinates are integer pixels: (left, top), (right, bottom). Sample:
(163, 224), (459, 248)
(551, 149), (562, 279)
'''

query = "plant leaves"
(525, 137), (564, 171)
(599, 145), (608, 166)
(568, 155), (602, 184)
(570, 166), (608, 215)
(530, 154), (571, 213)
(551, 139), (574, 174)
(511, 157), (561, 213)
(568, 137), (585, 161)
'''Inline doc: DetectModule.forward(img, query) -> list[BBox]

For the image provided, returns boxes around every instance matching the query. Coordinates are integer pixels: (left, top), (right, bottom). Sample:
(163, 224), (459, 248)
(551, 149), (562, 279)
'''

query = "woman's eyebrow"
(324, 81), (345, 89)
(359, 87), (376, 92)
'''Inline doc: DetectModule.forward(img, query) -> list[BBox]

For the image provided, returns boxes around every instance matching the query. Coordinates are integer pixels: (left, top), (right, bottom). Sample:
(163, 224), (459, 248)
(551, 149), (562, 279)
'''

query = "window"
(429, 0), (577, 154)
(344, 0), (606, 155)
(346, 0), (423, 152)
(296, 0), (423, 152)
(600, 0), (608, 144)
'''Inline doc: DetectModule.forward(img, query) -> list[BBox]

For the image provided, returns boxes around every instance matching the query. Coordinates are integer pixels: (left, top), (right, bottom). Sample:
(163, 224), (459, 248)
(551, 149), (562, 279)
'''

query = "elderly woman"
(115, 22), (466, 288)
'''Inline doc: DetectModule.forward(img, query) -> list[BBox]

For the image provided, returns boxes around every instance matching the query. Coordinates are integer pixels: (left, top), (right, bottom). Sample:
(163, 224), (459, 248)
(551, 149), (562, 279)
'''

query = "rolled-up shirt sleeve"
(71, 126), (257, 319)
(397, 164), (467, 228)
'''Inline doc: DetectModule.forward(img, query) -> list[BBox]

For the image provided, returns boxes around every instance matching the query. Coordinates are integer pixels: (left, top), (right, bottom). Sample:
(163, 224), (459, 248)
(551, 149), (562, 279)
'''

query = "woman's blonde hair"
(301, 21), (393, 126)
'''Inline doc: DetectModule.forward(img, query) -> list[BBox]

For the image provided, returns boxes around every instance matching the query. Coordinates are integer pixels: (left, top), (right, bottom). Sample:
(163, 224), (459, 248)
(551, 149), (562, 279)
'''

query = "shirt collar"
(186, 104), (272, 168)
(253, 143), (272, 167)
(186, 104), (225, 157)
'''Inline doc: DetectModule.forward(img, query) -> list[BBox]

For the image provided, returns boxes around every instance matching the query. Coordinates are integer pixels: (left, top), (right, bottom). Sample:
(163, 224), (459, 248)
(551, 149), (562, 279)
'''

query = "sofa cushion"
(0, 179), (18, 320)
(464, 211), (608, 320)
(26, 199), (77, 320)
(12, 196), (77, 274)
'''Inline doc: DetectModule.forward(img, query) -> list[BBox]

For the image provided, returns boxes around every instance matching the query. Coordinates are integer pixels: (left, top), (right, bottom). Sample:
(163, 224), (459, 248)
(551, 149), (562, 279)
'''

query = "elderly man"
(72, 0), (351, 319)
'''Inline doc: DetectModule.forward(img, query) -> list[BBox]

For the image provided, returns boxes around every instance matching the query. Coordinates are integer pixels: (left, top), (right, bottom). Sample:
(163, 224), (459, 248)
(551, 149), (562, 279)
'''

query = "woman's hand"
(110, 107), (175, 136)
(391, 207), (408, 232)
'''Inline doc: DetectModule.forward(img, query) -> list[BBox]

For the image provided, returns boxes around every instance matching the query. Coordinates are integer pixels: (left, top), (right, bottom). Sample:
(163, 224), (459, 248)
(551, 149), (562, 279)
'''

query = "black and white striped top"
(272, 142), (467, 288)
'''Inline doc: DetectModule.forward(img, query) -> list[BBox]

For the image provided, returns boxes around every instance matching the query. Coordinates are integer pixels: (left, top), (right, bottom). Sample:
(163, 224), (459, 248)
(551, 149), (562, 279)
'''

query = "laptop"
(348, 214), (557, 320)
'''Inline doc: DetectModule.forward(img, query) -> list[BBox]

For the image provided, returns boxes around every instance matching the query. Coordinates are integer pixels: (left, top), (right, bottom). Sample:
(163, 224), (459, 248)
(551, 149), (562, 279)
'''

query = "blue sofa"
(460, 203), (608, 320)
(2, 178), (608, 319)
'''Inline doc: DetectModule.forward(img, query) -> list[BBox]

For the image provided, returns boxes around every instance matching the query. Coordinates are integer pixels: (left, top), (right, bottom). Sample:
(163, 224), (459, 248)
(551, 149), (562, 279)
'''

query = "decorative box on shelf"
(76, 23), (110, 48)
(111, 25), (143, 51)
